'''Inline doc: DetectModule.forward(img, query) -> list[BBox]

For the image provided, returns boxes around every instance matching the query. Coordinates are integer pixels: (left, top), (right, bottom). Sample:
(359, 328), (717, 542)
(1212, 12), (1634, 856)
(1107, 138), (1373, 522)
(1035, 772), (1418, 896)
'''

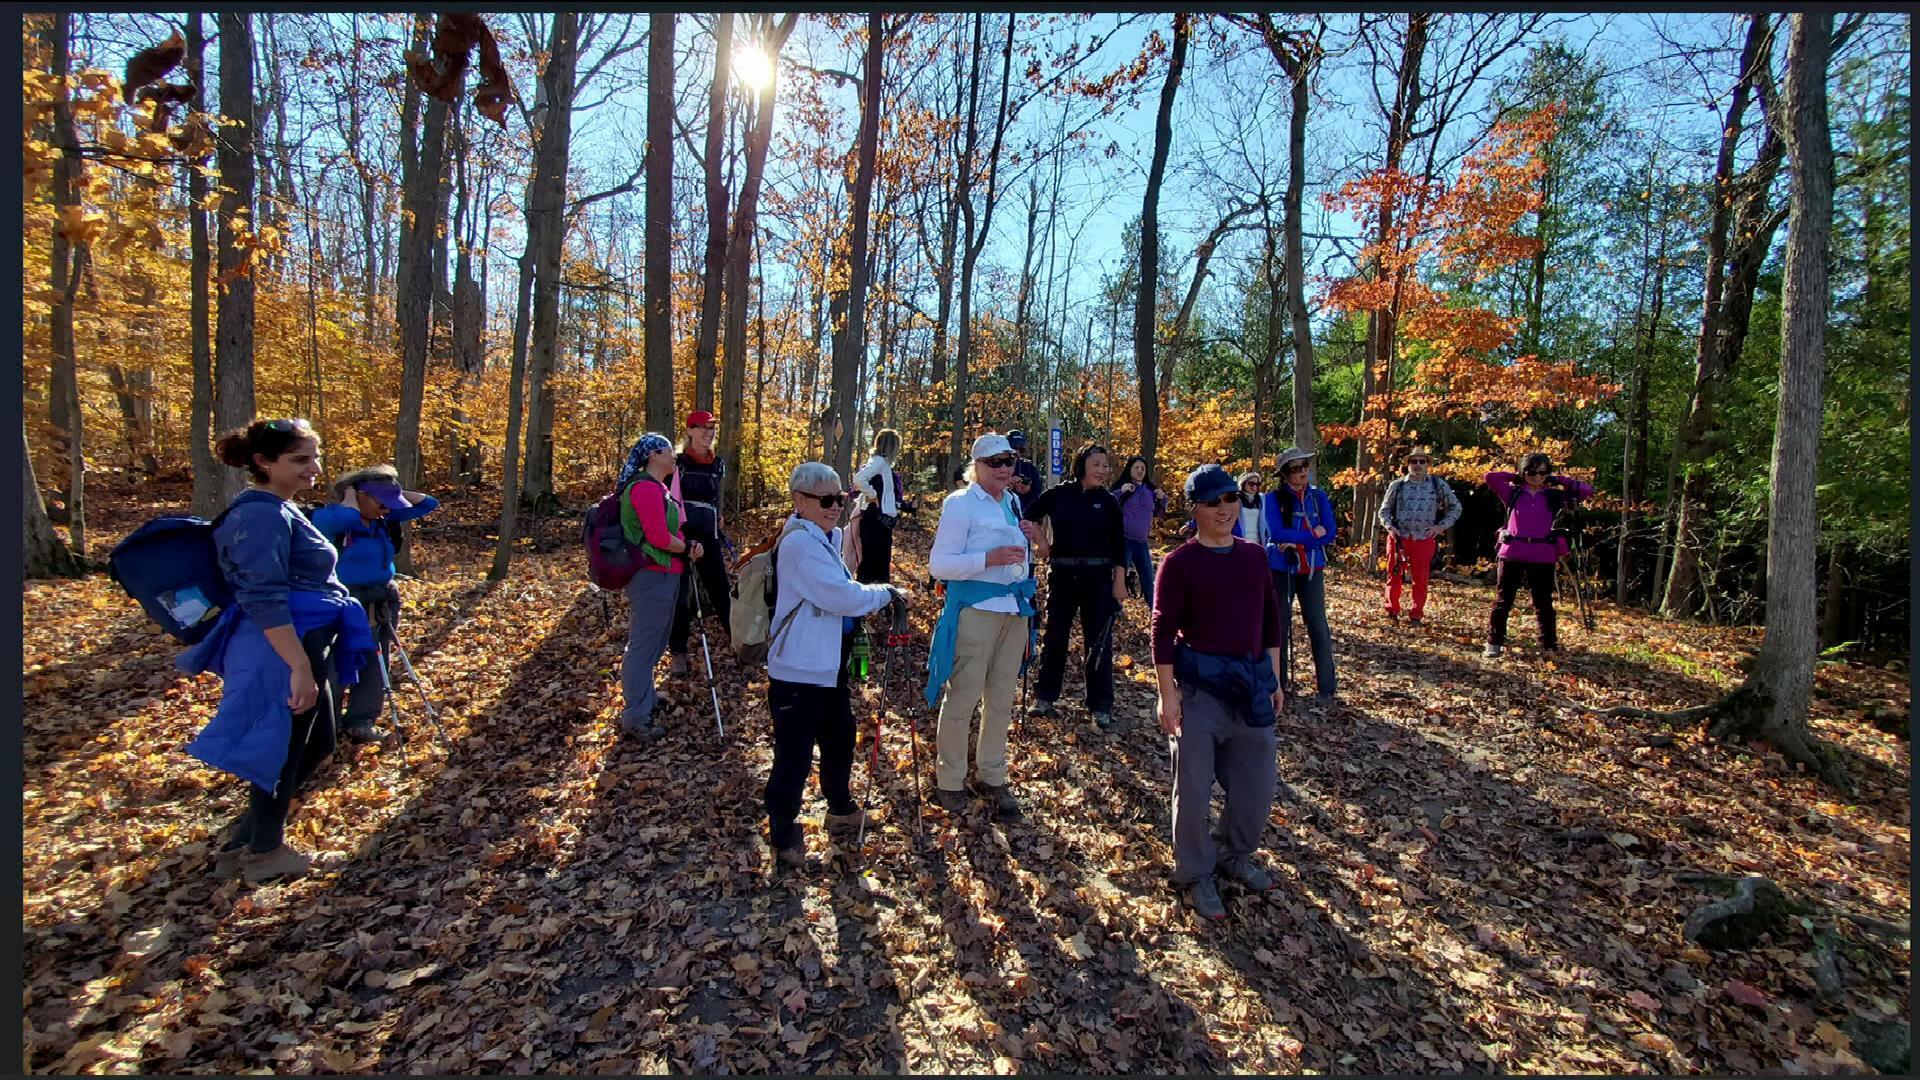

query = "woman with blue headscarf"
(616, 433), (699, 740)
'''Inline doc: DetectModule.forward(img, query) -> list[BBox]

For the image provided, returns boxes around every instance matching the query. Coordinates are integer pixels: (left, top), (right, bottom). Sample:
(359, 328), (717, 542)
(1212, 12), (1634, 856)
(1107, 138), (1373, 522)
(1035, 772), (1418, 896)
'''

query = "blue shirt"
(1261, 485), (1338, 573)
(308, 495), (439, 587)
(214, 490), (350, 629)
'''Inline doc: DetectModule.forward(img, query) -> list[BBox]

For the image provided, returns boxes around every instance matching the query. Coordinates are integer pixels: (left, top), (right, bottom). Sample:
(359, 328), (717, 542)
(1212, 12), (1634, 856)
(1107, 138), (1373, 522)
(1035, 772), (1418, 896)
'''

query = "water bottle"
(850, 629), (872, 681)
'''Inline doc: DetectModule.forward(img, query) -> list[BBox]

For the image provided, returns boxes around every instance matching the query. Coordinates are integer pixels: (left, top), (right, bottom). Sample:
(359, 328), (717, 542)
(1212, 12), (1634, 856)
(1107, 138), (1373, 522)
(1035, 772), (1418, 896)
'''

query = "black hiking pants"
(226, 625), (341, 854)
(1487, 558), (1557, 649)
(670, 535), (733, 656)
(764, 637), (858, 852)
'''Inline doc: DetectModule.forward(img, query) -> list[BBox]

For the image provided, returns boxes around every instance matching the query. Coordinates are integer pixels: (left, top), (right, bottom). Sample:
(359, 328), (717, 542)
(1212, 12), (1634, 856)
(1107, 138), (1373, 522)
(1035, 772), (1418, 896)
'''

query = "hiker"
(1113, 454), (1166, 601)
(1235, 471), (1271, 546)
(310, 464), (440, 746)
(1006, 429), (1044, 497)
(763, 462), (908, 869)
(617, 433), (700, 740)
(1482, 453), (1593, 657)
(924, 432), (1042, 821)
(668, 410), (731, 674)
(183, 418), (377, 883)
(847, 428), (906, 584)
(1377, 446), (1462, 626)
(1024, 443), (1128, 729)
(1262, 446), (1339, 705)
(1154, 464), (1285, 920)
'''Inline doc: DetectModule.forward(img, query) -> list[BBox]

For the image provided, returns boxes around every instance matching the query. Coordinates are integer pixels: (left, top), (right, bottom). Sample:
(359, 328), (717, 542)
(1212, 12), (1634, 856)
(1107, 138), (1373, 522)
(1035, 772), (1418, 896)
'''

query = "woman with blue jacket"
(310, 464), (439, 745)
(1261, 446), (1338, 705)
(182, 419), (377, 883)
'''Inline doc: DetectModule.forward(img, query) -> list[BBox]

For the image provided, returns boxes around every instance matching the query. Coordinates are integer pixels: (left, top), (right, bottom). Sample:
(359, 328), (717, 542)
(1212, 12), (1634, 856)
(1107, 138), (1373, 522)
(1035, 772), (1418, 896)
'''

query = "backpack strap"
(765, 518), (816, 651)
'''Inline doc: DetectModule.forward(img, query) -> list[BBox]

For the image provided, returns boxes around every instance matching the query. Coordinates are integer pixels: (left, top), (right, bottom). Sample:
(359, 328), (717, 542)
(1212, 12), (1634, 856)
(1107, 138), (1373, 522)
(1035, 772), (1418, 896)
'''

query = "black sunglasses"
(1282, 463), (1309, 473)
(263, 418), (306, 433)
(1525, 468), (1550, 476)
(980, 454), (1018, 468)
(798, 491), (845, 508)
(1199, 491), (1245, 508)
(1408, 457), (1430, 465)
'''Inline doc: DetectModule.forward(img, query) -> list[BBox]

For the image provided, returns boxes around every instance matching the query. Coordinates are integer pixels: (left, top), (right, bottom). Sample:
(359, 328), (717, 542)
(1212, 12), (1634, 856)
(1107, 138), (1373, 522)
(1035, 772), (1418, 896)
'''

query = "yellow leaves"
(56, 205), (107, 245)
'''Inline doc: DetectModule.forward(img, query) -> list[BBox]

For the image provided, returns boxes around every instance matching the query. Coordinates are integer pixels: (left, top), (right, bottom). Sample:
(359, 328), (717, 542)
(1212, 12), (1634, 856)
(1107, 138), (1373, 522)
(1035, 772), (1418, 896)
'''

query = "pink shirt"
(627, 476), (688, 575)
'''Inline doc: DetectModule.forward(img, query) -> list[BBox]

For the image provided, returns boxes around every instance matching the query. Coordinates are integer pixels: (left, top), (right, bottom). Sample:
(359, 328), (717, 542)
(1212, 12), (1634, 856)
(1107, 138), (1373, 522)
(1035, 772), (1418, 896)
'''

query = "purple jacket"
(1115, 482), (1166, 542)
(1485, 471), (1593, 564)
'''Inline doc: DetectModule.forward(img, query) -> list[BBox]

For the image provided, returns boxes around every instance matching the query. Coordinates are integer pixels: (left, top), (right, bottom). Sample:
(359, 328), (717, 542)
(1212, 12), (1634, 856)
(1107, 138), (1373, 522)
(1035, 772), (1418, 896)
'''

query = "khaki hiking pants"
(934, 606), (1028, 791)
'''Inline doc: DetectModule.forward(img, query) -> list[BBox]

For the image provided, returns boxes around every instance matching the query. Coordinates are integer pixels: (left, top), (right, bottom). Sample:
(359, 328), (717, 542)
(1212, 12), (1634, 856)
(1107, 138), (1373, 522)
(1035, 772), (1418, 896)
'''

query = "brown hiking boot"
(933, 788), (970, 813)
(825, 808), (868, 835)
(240, 844), (313, 883)
(975, 782), (1024, 822)
(774, 844), (809, 871)
(211, 844), (246, 878)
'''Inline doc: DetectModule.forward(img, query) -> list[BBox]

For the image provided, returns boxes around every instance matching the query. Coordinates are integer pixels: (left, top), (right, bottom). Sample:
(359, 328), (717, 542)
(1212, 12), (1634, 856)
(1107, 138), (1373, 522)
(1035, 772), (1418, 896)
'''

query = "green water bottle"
(850, 629), (872, 681)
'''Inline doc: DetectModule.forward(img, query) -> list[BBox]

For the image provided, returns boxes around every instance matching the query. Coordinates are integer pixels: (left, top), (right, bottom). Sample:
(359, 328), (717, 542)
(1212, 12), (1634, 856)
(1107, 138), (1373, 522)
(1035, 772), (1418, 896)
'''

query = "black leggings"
(856, 510), (895, 584)
(670, 537), (734, 654)
(227, 625), (340, 854)
(764, 639), (857, 851)
(1487, 559), (1557, 649)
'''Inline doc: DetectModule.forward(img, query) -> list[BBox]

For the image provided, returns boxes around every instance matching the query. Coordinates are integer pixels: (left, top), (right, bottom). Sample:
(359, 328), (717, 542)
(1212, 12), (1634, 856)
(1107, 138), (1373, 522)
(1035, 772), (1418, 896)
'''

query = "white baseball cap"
(970, 433), (1014, 460)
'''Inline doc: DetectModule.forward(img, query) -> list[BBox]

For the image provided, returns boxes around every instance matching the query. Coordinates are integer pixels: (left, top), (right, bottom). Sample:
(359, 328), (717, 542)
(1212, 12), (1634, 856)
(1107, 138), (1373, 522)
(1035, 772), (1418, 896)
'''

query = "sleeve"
(1154, 487), (1167, 513)
(1485, 471), (1516, 506)
(851, 456), (882, 493)
(387, 494), (439, 525)
(1106, 494), (1126, 562)
(1436, 480), (1463, 531)
(309, 504), (353, 548)
(628, 481), (679, 550)
(1259, 551), (1283, 650)
(1267, 490), (1314, 546)
(927, 493), (987, 579)
(794, 534), (894, 617)
(1558, 475), (1595, 500)
(1150, 547), (1183, 665)
(218, 501), (295, 629)
(1315, 489), (1338, 548)
(1022, 486), (1052, 523)
(1377, 479), (1400, 533)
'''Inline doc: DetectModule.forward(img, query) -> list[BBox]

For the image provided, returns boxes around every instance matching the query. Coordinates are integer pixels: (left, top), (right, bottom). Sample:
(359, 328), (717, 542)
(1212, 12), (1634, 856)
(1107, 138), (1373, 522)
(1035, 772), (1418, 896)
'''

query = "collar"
(786, 513), (838, 543)
(967, 481), (1012, 506)
(682, 447), (716, 464)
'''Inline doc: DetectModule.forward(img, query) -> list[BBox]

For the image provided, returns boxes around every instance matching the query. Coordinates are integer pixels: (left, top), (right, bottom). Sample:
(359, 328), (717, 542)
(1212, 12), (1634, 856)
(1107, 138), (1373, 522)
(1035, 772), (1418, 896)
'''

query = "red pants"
(1384, 534), (1436, 618)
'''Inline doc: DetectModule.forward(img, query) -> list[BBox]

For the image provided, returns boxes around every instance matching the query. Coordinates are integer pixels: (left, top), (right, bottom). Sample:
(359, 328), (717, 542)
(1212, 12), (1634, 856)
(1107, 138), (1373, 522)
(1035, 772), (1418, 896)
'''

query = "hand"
(1112, 580), (1130, 605)
(1121, 482), (1137, 495)
(1158, 693), (1182, 737)
(288, 663), (318, 712)
(1271, 686), (1286, 715)
(1017, 520), (1042, 543)
(1312, 525), (1327, 539)
(887, 586), (912, 606)
(688, 540), (704, 562)
(987, 545), (1027, 567)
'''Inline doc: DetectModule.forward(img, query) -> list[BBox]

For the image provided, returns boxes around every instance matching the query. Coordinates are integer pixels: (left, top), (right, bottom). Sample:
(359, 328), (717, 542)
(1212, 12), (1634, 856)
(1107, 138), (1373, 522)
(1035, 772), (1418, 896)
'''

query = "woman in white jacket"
(764, 462), (908, 870)
(846, 428), (905, 583)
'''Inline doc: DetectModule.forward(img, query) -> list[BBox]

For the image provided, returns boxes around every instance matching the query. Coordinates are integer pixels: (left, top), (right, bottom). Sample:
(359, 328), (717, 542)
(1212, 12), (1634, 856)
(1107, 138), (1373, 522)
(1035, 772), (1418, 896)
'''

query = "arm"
(1149, 550), (1183, 665)
(629, 481), (688, 553)
(220, 502), (297, 630)
(1376, 479), (1400, 535)
(1435, 481), (1463, 532)
(386, 493), (440, 525)
(1266, 492), (1316, 546)
(850, 456), (883, 494)
(1313, 489), (1338, 548)
(1021, 485), (1052, 523)
(792, 534), (895, 617)
(1555, 475), (1595, 500)
(927, 493), (987, 579)
(1484, 470), (1516, 505)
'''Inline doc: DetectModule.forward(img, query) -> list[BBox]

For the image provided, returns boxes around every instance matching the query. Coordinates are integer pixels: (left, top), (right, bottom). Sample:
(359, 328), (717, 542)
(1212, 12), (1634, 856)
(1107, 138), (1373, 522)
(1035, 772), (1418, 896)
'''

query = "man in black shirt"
(1023, 443), (1128, 728)
(1007, 430), (1044, 499)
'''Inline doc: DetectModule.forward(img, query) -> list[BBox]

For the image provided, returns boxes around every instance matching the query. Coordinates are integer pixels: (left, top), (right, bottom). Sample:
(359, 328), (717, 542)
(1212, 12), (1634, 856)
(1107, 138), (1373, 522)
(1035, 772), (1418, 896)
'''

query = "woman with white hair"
(923, 433), (1044, 822)
(763, 461), (906, 870)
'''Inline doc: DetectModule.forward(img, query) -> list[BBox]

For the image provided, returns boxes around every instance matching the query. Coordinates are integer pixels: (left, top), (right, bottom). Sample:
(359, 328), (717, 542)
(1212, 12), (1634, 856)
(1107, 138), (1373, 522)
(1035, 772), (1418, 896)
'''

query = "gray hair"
(788, 461), (842, 497)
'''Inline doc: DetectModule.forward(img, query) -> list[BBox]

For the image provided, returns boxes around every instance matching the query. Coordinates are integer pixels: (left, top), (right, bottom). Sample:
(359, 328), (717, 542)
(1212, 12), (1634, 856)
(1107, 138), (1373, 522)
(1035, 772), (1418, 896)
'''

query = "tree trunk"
(450, 124), (485, 487)
(395, 12), (455, 490)
(718, 14), (799, 507)
(1620, 179), (1668, 606)
(489, 248), (537, 582)
(1270, 22), (1319, 460)
(1819, 541), (1850, 649)
(186, 13), (220, 516)
(1718, 12), (1844, 791)
(827, 14), (884, 476)
(215, 13), (257, 504)
(693, 12), (731, 414)
(1660, 13), (1782, 617)
(47, 10), (87, 555)
(1132, 14), (1188, 472)
(23, 417), (81, 578)
(520, 12), (581, 510)
(644, 13), (677, 434)
(947, 15), (1014, 484)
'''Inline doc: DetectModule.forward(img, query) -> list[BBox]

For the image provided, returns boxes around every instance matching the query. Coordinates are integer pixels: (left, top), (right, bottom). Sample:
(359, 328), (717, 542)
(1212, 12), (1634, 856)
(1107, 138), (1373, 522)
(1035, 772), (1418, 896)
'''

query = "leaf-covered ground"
(22, 481), (1911, 1074)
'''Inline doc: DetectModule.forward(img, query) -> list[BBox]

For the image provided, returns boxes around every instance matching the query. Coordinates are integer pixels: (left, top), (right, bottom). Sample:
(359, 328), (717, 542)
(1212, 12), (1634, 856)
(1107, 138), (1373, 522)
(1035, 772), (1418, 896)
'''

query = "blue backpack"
(107, 511), (237, 643)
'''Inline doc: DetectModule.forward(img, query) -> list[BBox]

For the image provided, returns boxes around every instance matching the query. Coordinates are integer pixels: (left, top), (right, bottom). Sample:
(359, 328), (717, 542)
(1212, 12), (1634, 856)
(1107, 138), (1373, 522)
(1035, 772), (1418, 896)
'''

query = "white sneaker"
(1482, 643), (1503, 658)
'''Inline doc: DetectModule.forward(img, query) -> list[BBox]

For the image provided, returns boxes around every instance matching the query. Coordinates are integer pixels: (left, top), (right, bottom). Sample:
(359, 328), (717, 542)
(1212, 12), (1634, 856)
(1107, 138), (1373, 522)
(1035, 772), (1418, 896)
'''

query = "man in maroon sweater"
(1153, 464), (1285, 920)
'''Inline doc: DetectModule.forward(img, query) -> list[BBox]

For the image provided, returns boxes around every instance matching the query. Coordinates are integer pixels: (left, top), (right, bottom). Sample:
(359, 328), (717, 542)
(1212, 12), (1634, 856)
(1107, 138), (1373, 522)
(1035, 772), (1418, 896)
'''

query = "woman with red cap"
(669, 410), (733, 673)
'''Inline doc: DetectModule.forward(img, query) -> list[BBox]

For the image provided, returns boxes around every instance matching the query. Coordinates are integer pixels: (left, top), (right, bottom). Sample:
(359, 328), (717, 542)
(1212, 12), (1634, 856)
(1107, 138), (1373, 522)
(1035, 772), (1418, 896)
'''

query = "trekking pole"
(689, 567), (725, 738)
(373, 629), (413, 775)
(855, 595), (907, 857)
(388, 638), (452, 748)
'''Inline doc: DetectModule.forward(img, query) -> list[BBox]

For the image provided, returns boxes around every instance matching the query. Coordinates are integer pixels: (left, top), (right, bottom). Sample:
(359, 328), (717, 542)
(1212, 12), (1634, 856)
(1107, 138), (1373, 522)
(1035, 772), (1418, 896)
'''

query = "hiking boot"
(240, 844), (312, 883)
(1408, 614), (1424, 627)
(1482, 643), (1503, 658)
(620, 720), (663, 742)
(211, 843), (247, 878)
(1541, 644), (1564, 656)
(773, 844), (809, 871)
(1188, 877), (1227, 920)
(1387, 610), (1400, 623)
(1313, 693), (1339, 713)
(344, 723), (393, 747)
(825, 808), (868, 835)
(976, 782), (1024, 822)
(934, 788), (970, 813)
(1222, 860), (1276, 893)
(1028, 698), (1057, 718)
(1091, 711), (1113, 731)
(668, 654), (689, 675)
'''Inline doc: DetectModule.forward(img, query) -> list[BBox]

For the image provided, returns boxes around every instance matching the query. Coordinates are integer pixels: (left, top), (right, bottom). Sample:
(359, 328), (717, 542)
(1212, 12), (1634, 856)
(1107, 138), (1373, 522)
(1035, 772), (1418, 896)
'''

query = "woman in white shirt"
(764, 462), (906, 870)
(1236, 471), (1270, 545)
(846, 428), (905, 583)
(922, 433), (1045, 822)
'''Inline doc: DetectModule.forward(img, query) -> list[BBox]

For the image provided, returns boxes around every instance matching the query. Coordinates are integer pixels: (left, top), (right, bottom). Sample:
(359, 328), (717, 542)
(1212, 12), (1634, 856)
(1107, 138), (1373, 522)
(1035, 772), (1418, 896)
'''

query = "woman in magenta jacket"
(1482, 453), (1593, 657)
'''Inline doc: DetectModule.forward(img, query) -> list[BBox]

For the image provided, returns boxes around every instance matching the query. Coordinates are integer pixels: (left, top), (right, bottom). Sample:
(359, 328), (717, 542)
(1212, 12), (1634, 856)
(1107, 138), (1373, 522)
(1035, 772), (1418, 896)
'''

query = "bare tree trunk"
(947, 15), (1014, 483)
(1717, 12), (1845, 790)
(489, 248), (537, 581)
(46, 10), (87, 554)
(1262, 20), (1320, 461)
(521, 12), (581, 510)
(395, 13), (456, 489)
(215, 13), (258, 504)
(23, 417), (81, 578)
(450, 121), (485, 486)
(186, 13), (220, 516)
(644, 13), (677, 433)
(1132, 13), (1189, 471)
(827, 14), (884, 476)
(1619, 161), (1668, 606)
(693, 12), (731, 414)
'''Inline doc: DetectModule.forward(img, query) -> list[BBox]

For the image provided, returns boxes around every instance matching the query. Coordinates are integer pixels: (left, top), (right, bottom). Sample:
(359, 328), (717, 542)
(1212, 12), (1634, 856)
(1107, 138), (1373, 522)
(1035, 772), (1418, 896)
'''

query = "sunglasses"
(1283, 463), (1309, 474)
(1408, 458), (1430, 465)
(980, 454), (1018, 468)
(263, 418), (306, 433)
(1199, 491), (1245, 508)
(797, 491), (846, 508)
(1525, 469), (1550, 477)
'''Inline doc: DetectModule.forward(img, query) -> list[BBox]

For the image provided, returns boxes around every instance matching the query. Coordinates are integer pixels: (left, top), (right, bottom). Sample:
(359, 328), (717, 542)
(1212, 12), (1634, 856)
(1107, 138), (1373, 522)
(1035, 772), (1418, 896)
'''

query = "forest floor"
(21, 479), (1913, 1074)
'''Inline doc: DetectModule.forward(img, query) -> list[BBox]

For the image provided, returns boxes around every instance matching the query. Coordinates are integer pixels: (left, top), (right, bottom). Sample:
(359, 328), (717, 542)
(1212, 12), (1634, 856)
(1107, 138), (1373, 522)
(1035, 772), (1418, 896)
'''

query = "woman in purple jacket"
(1482, 453), (1593, 657)
(1112, 455), (1166, 600)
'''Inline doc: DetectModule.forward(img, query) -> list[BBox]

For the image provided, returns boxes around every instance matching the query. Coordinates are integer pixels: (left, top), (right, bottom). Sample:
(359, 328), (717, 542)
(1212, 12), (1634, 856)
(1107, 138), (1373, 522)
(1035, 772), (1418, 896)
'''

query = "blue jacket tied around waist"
(923, 578), (1038, 708)
(177, 591), (378, 791)
(1174, 642), (1281, 727)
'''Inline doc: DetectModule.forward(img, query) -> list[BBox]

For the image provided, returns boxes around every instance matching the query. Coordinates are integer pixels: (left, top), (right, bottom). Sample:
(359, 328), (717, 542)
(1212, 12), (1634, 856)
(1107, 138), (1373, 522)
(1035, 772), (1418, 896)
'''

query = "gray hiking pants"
(621, 570), (682, 731)
(1169, 683), (1279, 885)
